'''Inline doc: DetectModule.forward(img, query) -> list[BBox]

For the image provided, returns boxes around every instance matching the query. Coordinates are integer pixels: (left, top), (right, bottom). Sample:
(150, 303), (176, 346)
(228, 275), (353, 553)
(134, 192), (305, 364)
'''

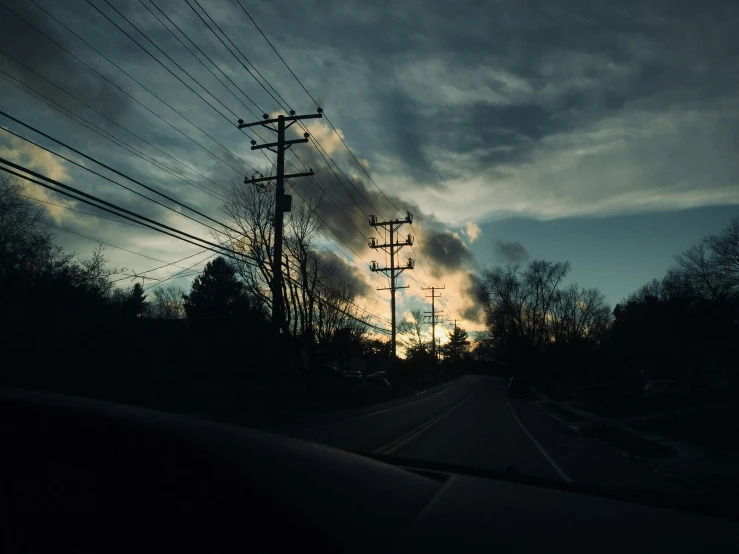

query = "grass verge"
(632, 408), (739, 450)
(581, 423), (675, 458)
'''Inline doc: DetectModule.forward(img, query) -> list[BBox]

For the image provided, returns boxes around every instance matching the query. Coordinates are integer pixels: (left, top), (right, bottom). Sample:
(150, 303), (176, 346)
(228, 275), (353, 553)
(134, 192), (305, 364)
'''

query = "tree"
(183, 257), (250, 332)
(221, 182), (326, 335)
(220, 184), (367, 344)
(604, 217), (739, 390)
(479, 259), (570, 362)
(549, 284), (611, 345)
(706, 217), (739, 291)
(147, 285), (185, 319)
(122, 283), (148, 319)
(398, 309), (428, 360)
(444, 326), (470, 362)
(0, 174), (51, 278)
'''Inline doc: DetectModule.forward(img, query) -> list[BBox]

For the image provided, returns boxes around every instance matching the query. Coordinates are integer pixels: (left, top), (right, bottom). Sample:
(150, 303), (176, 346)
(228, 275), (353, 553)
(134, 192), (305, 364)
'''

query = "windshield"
(1, 0), (737, 504)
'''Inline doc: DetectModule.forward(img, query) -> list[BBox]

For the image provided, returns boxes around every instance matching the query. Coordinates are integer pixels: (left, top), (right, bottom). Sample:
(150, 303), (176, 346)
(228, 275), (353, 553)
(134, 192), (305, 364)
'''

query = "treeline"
(0, 175), (385, 412)
(606, 218), (739, 391)
(476, 217), (739, 392)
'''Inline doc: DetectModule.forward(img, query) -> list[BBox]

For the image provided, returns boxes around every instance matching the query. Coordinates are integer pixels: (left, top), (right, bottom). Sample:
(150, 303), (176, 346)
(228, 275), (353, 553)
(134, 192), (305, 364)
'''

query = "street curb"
(535, 402), (566, 423)
(633, 457), (704, 493)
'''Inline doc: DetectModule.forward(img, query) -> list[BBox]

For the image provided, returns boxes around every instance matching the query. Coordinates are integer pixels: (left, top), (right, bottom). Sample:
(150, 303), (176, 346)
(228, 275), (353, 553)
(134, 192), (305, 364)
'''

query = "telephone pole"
(422, 286), (444, 360)
(369, 212), (414, 357)
(237, 110), (322, 334)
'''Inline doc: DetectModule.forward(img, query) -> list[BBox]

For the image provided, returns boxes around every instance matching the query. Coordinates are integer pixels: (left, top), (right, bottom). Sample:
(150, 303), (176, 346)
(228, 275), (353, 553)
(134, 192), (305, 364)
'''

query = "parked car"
(643, 380), (690, 398)
(506, 377), (531, 397)
(366, 371), (391, 386)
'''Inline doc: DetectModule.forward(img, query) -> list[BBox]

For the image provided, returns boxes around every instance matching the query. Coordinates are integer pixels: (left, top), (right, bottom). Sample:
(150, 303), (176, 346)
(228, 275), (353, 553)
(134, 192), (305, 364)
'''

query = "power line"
(136, 1), (310, 186)
(184, 0), (380, 229)
(164, 0), (385, 264)
(110, 247), (220, 284)
(14, 0), (252, 177)
(409, 228), (443, 283)
(20, 194), (143, 229)
(187, 0), (288, 111)
(234, 0), (403, 215)
(0, 124), (232, 241)
(0, 158), (247, 260)
(0, 44), (228, 197)
(87, 0), (260, 167)
(0, 112), (238, 235)
(144, 0), (263, 120)
(49, 223), (196, 272)
(288, 185), (370, 266)
(0, 66), (227, 203)
(143, 251), (217, 291)
(4, 159), (390, 334)
(232, 2), (443, 284)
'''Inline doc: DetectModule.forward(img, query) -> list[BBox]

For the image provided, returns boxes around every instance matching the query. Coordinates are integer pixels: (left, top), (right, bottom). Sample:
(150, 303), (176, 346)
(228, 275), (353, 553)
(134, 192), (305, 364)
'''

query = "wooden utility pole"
(369, 212), (414, 357)
(237, 110), (321, 334)
(422, 286), (444, 360)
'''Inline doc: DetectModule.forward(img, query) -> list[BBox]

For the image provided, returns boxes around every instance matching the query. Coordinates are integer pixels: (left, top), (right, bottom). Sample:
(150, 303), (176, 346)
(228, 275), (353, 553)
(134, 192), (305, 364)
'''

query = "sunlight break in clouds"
(464, 222), (481, 243)
(0, 133), (77, 223)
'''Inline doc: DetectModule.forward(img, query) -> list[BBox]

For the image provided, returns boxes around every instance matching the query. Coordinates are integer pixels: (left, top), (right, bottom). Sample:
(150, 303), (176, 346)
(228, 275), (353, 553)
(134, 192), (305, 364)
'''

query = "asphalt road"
(280, 375), (688, 492)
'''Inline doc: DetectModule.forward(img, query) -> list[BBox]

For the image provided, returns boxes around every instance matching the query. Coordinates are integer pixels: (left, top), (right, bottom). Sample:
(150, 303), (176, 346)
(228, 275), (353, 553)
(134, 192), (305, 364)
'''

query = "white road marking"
(310, 376), (471, 430)
(373, 386), (478, 456)
(505, 394), (572, 483)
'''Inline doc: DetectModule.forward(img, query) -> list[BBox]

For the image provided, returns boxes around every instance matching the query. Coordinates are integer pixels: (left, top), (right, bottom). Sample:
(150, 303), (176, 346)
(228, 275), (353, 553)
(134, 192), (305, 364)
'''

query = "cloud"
(464, 222), (481, 243)
(2, 0), (738, 349)
(494, 241), (529, 264)
(420, 228), (475, 275)
(0, 133), (77, 222)
(0, 0), (131, 123)
(459, 272), (485, 323)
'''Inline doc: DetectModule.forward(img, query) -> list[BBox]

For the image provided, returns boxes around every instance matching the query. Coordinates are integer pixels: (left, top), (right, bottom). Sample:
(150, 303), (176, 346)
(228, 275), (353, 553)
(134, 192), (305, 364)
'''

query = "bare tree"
(397, 309), (427, 358)
(283, 196), (322, 336)
(314, 280), (369, 345)
(673, 240), (726, 302)
(550, 284), (611, 344)
(481, 260), (570, 348)
(147, 285), (185, 319)
(706, 217), (739, 291)
(222, 182), (330, 336)
(221, 181), (276, 314)
(0, 174), (52, 277)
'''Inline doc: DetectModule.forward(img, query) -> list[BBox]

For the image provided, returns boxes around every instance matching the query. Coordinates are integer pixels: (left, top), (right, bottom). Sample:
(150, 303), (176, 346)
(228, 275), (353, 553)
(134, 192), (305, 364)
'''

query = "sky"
(1, 0), (738, 344)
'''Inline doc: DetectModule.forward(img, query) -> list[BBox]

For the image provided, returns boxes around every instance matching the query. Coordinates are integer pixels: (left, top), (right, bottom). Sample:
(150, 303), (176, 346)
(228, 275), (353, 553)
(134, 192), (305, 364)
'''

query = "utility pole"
(422, 286), (444, 360)
(446, 318), (469, 362)
(369, 212), (414, 358)
(237, 110), (322, 335)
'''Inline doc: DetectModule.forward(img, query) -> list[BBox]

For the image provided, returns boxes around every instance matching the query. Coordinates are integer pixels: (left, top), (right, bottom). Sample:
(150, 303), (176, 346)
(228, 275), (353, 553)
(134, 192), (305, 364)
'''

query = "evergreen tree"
(183, 257), (249, 332)
(444, 326), (470, 362)
(122, 283), (148, 319)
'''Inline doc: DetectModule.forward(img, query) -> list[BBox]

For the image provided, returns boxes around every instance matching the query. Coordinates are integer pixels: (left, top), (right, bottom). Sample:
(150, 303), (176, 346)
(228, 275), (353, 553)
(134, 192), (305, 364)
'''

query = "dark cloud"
(421, 229), (474, 274)
(314, 248), (372, 298)
(3, 0), (737, 300)
(0, 0), (130, 123)
(459, 272), (485, 323)
(494, 241), (529, 264)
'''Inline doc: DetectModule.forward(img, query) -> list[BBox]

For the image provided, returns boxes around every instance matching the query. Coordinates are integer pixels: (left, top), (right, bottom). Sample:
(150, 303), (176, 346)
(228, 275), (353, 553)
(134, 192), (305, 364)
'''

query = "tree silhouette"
(398, 309), (428, 360)
(183, 257), (249, 332)
(122, 283), (148, 319)
(148, 285), (185, 319)
(444, 326), (470, 362)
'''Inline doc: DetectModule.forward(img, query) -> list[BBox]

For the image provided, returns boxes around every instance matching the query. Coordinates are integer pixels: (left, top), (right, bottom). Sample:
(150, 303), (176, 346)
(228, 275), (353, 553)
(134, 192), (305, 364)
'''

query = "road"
(279, 375), (687, 492)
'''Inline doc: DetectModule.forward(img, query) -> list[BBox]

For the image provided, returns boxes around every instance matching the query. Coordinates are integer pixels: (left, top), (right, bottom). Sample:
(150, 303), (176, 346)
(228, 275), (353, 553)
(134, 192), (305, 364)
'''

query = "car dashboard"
(1, 388), (738, 553)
